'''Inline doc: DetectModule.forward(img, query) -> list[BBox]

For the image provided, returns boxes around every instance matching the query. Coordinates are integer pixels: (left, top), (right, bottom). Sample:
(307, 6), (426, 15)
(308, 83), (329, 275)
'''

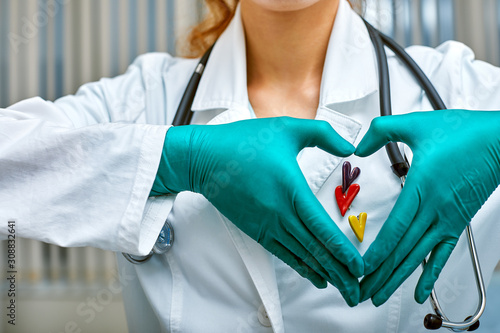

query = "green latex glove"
(151, 117), (364, 306)
(355, 110), (500, 306)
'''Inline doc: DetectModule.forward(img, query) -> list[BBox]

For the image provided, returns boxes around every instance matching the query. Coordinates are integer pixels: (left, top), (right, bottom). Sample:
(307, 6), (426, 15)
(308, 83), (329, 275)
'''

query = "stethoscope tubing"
(172, 45), (214, 126)
(423, 225), (486, 331)
(364, 20), (409, 180)
(364, 20), (486, 331)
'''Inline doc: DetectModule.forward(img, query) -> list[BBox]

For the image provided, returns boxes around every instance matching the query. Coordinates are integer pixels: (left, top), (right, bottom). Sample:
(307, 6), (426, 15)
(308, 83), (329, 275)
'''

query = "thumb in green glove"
(355, 110), (500, 306)
(152, 116), (364, 306)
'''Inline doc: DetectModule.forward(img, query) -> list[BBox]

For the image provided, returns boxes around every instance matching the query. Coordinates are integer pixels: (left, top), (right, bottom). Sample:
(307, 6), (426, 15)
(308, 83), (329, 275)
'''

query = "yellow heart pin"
(348, 212), (367, 242)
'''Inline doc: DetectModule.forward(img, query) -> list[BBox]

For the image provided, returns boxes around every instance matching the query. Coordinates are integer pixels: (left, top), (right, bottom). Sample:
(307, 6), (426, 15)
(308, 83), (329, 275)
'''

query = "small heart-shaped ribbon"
(342, 161), (361, 193)
(348, 212), (367, 242)
(335, 184), (360, 217)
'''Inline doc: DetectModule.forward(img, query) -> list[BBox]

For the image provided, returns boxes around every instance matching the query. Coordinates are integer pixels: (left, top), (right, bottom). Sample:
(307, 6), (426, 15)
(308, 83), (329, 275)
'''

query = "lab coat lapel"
(206, 110), (284, 333)
(318, 0), (378, 106)
(218, 211), (284, 333)
(191, 4), (249, 113)
(162, 57), (199, 126)
(298, 106), (362, 194)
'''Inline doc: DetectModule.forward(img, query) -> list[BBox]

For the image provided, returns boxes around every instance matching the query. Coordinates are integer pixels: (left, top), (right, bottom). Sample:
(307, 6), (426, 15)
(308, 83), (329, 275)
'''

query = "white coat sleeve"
(408, 41), (500, 110)
(0, 54), (174, 256)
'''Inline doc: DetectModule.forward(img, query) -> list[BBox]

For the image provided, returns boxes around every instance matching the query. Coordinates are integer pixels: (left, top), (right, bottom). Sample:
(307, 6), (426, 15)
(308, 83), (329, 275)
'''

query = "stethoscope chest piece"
(153, 220), (174, 254)
(122, 221), (174, 264)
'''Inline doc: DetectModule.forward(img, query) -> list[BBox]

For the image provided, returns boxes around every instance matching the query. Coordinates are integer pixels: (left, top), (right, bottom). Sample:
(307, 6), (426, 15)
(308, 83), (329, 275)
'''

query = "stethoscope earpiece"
(424, 314), (442, 330)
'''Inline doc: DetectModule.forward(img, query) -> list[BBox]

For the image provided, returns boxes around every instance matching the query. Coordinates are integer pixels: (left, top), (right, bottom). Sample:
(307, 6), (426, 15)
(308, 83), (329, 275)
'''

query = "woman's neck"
(241, 0), (340, 118)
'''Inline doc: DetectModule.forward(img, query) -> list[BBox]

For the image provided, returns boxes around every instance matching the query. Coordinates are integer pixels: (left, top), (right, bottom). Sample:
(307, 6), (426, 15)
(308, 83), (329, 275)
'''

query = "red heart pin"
(335, 184), (360, 216)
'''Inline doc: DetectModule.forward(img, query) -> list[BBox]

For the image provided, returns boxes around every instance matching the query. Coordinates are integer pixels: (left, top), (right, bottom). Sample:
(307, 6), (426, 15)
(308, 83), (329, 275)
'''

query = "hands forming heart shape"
(153, 111), (500, 309)
(153, 117), (364, 307)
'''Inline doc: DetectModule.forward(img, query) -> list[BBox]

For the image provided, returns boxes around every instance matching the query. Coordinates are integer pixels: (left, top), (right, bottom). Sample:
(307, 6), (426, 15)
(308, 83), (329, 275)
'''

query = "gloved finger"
(293, 118), (355, 157)
(279, 234), (360, 307)
(278, 232), (331, 282)
(269, 240), (327, 289)
(363, 177), (421, 275)
(283, 218), (360, 306)
(414, 239), (457, 304)
(360, 210), (432, 302)
(355, 115), (413, 157)
(294, 186), (364, 278)
(371, 229), (441, 307)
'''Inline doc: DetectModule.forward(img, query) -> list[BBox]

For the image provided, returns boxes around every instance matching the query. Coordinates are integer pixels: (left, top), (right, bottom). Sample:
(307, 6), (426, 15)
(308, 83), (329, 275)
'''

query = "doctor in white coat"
(1, 0), (500, 332)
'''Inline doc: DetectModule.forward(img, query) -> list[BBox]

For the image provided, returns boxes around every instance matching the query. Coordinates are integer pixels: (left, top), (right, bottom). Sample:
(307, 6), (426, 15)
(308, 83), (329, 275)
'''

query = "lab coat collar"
(191, 0), (378, 112)
(191, 4), (248, 112)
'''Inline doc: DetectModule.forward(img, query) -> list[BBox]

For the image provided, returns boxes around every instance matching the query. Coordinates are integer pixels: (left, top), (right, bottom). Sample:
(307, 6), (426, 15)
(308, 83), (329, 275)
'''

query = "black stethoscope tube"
(172, 45), (214, 126)
(364, 19), (448, 179)
(364, 20), (409, 179)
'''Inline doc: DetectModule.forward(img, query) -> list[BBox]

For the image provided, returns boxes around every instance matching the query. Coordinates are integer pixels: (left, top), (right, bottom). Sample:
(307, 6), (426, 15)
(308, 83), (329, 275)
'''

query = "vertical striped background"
(0, 0), (204, 108)
(0, 0), (500, 108)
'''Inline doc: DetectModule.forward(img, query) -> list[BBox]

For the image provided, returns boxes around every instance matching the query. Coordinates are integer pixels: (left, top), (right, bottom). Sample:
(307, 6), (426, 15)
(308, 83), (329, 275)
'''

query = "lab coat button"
(257, 304), (272, 327)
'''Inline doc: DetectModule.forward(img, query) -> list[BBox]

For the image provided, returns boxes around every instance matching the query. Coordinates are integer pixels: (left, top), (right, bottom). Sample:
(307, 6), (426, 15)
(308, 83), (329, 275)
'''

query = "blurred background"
(1, 0), (499, 332)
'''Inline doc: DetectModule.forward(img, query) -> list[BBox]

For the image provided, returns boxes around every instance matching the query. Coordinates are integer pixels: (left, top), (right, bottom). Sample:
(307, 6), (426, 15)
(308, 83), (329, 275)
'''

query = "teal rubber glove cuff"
(151, 117), (364, 306)
(355, 110), (500, 306)
(151, 127), (193, 195)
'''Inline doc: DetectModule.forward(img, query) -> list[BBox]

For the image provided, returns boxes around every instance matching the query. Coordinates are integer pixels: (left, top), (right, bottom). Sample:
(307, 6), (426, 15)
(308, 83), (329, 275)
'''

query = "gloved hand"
(355, 110), (500, 306)
(151, 117), (363, 306)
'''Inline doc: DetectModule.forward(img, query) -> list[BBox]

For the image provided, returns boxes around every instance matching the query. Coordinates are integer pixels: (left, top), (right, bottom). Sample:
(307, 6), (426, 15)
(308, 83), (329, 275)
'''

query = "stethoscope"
(363, 20), (486, 332)
(123, 19), (486, 332)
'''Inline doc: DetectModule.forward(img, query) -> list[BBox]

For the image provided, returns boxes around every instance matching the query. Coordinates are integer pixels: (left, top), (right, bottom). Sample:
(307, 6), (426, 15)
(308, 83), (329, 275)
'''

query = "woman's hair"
(183, 0), (365, 58)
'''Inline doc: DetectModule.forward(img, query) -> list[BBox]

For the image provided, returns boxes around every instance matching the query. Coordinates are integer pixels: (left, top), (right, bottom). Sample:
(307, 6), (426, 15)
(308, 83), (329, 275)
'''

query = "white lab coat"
(1, 0), (500, 332)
